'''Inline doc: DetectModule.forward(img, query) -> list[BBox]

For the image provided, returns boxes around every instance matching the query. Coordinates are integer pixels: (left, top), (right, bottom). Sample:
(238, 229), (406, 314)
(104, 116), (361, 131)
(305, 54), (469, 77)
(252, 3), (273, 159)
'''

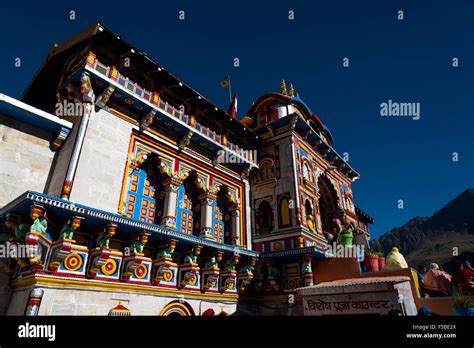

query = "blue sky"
(0, 0), (472, 236)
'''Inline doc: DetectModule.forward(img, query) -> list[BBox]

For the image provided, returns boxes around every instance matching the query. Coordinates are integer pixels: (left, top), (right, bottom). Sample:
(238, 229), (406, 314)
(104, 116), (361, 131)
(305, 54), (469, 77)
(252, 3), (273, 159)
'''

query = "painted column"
(25, 288), (44, 316)
(61, 71), (95, 199)
(229, 204), (241, 246)
(199, 191), (216, 239)
(160, 177), (183, 229)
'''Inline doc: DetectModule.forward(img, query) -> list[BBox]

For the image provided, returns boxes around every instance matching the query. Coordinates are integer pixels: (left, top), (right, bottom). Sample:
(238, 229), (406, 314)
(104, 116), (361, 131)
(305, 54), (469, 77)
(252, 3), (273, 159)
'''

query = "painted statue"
(130, 233), (149, 254)
(239, 259), (257, 275)
(80, 72), (94, 102)
(95, 86), (114, 108)
(156, 239), (176, 259)
(29, 205), (47, 235)
(301, 255), (312, 274)
(96, 224), (117, 248)
(58, 216), (83, 240)
(203, 251), (223, 269)
(5, 214), (29, 240)
(183, 246), (202, 264)
(224, 255), (239, 271)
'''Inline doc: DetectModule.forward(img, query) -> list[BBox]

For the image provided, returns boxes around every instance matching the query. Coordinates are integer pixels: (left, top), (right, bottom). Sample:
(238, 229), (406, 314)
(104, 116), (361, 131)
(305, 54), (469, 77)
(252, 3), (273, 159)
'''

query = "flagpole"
(228, 76), (232, 103)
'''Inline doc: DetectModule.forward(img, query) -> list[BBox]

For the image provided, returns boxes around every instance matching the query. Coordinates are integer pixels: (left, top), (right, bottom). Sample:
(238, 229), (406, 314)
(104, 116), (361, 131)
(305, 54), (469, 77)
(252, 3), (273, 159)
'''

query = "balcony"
(72, 52), (257, 168)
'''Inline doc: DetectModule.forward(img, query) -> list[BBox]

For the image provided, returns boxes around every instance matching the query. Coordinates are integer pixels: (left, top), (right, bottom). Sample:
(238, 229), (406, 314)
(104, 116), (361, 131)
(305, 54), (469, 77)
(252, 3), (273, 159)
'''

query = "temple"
(1, 22), (436, 316)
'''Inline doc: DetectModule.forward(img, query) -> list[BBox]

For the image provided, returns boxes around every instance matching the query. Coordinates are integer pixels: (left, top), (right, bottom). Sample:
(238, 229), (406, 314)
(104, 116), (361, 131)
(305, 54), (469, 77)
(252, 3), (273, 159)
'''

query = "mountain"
(373, 189), (474, 271)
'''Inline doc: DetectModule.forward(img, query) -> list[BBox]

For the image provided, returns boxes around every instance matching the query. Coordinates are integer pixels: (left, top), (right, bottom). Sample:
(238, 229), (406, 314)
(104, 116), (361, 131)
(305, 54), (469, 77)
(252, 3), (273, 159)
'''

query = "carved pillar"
(229, 204), (241, 246)
(160, 177), (182, 229)
(25, 288), (44, 316)
(61, 71), (95, 200)
(199, 191), (216, 239)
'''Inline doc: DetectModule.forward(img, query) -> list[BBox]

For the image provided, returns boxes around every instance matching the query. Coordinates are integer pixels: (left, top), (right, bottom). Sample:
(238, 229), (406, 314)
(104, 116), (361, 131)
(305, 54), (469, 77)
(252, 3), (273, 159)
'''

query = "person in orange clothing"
(454, 260), (474, 295)
(422, 263), (452, 296)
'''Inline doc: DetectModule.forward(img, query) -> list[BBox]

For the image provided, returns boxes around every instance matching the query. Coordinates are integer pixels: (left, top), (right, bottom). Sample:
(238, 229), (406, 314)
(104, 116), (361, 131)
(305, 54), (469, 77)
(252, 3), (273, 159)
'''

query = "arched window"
(123, 154), (163, 223)
(257, 200), (273, 234)
(177, 173), (201, 236)
(215, 187), (232, 244)
(259, 160), (273, 181)
(317, 175), (339, 234)
(279, 196), (291, 227)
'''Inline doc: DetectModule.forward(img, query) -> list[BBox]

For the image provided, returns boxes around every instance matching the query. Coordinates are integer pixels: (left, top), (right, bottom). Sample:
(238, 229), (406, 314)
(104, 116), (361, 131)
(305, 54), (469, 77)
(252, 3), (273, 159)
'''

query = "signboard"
(302, 291), (400, 316)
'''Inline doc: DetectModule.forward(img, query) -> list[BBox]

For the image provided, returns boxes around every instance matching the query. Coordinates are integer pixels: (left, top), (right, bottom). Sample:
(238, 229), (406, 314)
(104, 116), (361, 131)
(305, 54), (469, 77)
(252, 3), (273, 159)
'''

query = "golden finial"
(289, 83), (295, 97)
(296, 91), (300, 98)
(281, 79), (287, 95)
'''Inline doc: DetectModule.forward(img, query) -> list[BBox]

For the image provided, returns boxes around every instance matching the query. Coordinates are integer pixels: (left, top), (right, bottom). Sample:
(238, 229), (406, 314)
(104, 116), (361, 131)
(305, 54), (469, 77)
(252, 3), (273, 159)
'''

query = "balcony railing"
(84, 51), (256, 166)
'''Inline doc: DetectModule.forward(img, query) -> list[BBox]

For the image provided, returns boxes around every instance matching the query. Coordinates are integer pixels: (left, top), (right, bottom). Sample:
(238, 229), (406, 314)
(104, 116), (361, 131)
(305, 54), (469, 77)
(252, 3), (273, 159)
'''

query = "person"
(454, 260), (474, 295)
(418, 265), (427, 282)
(385, 247), (408, 269)
(422, 263), (452, 296)
(417, 265), (428, 297)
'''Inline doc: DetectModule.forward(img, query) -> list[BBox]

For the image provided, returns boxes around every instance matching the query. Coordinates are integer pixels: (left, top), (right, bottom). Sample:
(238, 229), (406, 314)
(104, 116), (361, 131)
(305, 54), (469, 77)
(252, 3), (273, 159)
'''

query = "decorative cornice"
(0, 191), (259, 258)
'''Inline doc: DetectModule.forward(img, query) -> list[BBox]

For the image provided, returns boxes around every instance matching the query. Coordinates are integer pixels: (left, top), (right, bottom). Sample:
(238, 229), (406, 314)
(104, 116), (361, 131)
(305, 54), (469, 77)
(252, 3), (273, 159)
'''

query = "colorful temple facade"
(0, 23), (380, 316)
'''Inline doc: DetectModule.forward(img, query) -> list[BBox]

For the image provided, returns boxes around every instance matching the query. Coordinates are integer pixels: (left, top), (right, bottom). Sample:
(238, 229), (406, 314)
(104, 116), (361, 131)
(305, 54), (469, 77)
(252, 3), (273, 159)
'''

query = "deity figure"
(239, 258), (257, 275)
(301, 255), (312, 274)
(183, 246), (202, 264)
(156, 240), (176, 259)
(58, 216), (83, 240)
(203, 251), (223, 269)
(30, 205), (48, 235)
(224, 255), (239, 271)
(130, 233), (149, 254)
(96, 224), (116, 249)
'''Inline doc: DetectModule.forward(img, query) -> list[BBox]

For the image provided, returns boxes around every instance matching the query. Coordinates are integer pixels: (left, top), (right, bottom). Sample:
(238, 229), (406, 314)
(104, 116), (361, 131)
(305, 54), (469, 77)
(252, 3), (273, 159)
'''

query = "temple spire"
(281, 79), (288, 95)
(289, 83), (295, 97)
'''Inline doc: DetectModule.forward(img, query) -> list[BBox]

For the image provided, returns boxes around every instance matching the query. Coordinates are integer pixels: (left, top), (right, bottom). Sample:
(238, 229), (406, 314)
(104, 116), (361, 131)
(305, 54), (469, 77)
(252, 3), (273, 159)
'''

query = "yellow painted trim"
(295, 134), (352, 186)
(159, 302), (192, 316)
(11, 275), (239, 301)
(411, 269), (422, 298)
(108, 107), (139, 125)
(147, 127), (178, 145)
(119, 134), (248, 247)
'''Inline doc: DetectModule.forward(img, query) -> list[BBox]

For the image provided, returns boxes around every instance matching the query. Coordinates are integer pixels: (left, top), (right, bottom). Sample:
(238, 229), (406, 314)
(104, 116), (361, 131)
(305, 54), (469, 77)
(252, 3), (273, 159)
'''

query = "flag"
(227, 91), (238, 119)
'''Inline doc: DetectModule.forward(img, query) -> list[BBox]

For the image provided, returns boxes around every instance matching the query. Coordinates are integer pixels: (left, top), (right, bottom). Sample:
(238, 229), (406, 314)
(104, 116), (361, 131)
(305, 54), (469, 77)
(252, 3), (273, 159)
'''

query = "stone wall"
(7, 286), (237, 316)
(68, 109), (133, 214)
(0, 114), (55, 208)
